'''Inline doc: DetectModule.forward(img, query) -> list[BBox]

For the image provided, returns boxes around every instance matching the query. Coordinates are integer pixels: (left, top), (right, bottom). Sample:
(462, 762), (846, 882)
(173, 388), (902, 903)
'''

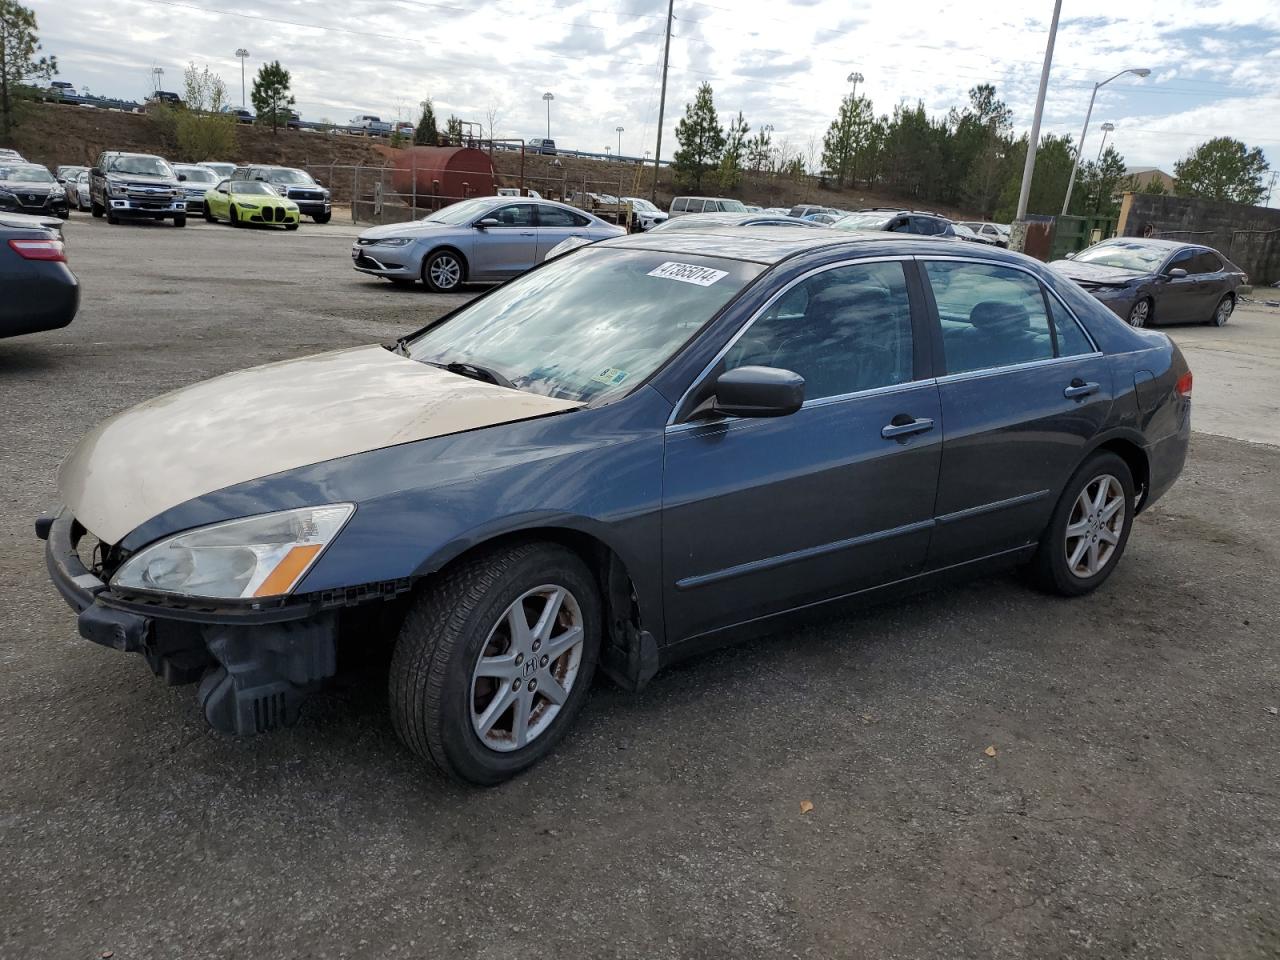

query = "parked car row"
(57, 151), (333, 228)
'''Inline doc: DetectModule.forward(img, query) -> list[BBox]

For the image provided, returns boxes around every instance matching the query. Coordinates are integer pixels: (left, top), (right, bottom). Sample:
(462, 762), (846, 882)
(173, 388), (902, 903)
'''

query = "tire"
(106, 210), (119, 225)
(203, 205), (215, 223)
(313, 212), (332, 224)
(173, 214), (186, 228)
(389, 542), (601, 786)
(1208, 293), (1234, 327)
(91, 201), (104, 218)
(230, 206), (242, 228)
(422, 249), (464, 293)
(1127, 298), (1151, 327)
(285, 222), (299, 231)
(1030, 451), (1135, 597)
(58, 211), (70, 220)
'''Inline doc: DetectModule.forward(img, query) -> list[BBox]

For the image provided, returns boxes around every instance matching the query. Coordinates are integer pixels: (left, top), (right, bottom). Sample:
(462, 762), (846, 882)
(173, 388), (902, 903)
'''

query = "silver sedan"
(352, 196), (626, 292)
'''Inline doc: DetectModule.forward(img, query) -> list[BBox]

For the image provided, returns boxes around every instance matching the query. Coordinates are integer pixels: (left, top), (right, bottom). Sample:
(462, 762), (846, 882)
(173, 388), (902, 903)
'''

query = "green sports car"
(203, 179), (300, 229)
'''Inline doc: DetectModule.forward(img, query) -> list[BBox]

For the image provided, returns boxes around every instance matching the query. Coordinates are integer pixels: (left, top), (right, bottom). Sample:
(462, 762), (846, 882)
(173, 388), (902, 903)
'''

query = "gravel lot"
(2, 216), (1278, 959)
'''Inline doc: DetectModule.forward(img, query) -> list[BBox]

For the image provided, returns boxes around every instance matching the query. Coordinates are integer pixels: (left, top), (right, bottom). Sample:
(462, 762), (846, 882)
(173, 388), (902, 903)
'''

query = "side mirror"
(1166, 267), (1188, 279)
(1063, 251), (1076, 259)
(90, 167), (102, 176)
(475, 217), (499, 229)
(711, 366), (805, 419)
(177, 173), (187, 181)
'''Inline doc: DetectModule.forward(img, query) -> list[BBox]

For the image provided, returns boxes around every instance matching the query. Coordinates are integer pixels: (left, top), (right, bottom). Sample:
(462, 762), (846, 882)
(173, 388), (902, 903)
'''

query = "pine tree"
(672, 82), (725, 191)
(250, 60), (294, 135)
(716, 111), (749, 190)
(445, 114), (463, 145)
(0, 0), (56, 136)
(414, 98), (439, 146)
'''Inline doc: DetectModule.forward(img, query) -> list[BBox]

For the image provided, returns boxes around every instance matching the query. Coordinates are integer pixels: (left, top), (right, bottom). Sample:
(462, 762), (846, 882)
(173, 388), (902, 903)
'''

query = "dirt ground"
(1, 216), (1278, 959)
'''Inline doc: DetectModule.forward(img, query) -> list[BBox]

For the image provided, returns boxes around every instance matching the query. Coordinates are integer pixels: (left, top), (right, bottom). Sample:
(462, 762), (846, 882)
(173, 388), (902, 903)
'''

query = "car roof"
(1092, 237), (1189, 251)
(597, 226), (1003, 265)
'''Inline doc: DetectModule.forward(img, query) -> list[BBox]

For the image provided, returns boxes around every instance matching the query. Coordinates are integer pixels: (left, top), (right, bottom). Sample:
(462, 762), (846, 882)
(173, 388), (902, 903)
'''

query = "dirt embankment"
(9, 101), (976, 217)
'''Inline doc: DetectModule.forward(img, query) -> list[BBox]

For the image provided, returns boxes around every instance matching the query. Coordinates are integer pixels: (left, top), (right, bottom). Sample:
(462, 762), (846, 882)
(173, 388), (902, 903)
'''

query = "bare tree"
(485, 104), (500, 143)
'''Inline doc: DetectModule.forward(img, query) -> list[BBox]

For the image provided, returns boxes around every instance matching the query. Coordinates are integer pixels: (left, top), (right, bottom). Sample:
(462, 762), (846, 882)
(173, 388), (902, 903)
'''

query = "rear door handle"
(881, 416), (935, 439)
(520, 231), (536, 236)
(1064, 379), (1100, 399)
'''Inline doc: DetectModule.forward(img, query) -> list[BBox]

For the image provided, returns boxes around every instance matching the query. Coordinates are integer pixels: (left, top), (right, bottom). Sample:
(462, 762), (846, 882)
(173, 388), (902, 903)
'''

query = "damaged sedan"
(41, 228), (1191, 785)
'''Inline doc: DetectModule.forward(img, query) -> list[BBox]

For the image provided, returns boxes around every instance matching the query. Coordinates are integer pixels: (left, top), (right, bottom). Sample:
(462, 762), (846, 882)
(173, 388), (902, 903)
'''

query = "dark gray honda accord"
(40, 227), (1191, 785)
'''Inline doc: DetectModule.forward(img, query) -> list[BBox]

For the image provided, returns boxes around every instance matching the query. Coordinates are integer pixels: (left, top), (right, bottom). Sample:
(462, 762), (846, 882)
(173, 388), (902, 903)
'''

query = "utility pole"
(650, 0), (675, 203)
(1267, 171), (1279, 207)
(542, 92), (554, 140)
(1014, 0), (1062, 228)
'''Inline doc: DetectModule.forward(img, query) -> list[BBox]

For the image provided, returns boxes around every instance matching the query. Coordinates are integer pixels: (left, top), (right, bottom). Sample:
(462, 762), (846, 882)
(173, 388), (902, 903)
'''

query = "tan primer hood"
(59, 345), (581, 543)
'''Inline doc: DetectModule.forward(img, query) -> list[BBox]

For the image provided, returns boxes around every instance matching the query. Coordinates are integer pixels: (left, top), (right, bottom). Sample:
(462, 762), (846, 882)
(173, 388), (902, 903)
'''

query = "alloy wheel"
(428, 254), (462, 290)
(469, 585), (585, 752)
(1064, 474), (1126, 579)
(1128, 300), (1149, 327)
(1214, 297), (1233, 326)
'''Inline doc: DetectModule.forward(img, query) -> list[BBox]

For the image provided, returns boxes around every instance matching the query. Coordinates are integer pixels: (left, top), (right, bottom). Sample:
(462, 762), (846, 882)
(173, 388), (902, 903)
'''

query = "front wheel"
(173, 214), (186, 228)
(422, 249), (464, 292)
(1208, 293), (1234, 327)
(1128, 298), (1151, 327)
(230, 205), (242, 228)
(389, 542), (601, 785)
(1030, 451), (1135, 597)
(91, 201), (104, 218)
(285, 222), (299, 231)
(312, 212), (332, 224)
(203, 206), (216, 223)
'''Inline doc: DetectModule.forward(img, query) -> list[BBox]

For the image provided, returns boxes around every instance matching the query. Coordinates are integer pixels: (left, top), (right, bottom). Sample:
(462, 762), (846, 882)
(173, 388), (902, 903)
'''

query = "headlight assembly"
(238, 202), (260, 209)
(111, 504), (354, 601)
(373, 238), (413, 246)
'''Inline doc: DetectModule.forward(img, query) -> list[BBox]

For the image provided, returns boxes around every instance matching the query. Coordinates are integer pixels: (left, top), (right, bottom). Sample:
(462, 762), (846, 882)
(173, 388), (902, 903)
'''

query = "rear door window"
(924, 261), (1055, 375)
(538, 205), (589, 227)
(1188, 251), (1223, 274)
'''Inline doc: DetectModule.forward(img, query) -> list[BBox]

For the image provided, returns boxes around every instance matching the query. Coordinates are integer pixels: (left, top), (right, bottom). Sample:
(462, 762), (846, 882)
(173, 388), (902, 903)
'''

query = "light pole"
(1096, 122), (1115, 162)
(542, 92), (554, 140)
(1061, 67), (1150, 215)
(235, 48), (249, 109)
(616, 125), (624, 157)
(151, 66), (164, 94)
(604, 146), (611, 159)
(846, 71), (864, 100)
(1015, 0), (1063, 228)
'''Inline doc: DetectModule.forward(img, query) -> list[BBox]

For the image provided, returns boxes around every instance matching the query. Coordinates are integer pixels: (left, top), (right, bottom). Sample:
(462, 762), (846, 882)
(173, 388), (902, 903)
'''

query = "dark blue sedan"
(40, 227), (1191, 784)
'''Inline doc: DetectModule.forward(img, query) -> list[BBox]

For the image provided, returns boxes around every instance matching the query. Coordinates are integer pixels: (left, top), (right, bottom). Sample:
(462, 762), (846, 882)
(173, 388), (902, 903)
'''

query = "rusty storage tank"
(373, 145), (495, 205)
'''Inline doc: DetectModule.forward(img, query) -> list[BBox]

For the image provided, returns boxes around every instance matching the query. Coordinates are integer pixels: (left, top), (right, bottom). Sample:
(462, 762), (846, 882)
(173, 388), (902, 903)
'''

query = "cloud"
(26, 0), (1280, 187)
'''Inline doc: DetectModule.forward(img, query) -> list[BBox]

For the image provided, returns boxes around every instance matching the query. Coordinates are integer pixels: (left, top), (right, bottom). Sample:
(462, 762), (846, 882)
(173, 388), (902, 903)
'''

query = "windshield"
(408, 248), (763, 402)
(832, 213), (890, 230)
(717, 199), (747, 212)
(175, 165), (217, 183)
(1073, 240), (1168, 272)
(424, 198), (497, 225)
(229, 180), (278, 195)
(107, 155), (174, 177)
(626, 198), (659, 213)
(267, 168), (316, 185)
(3, 166), (55, 183)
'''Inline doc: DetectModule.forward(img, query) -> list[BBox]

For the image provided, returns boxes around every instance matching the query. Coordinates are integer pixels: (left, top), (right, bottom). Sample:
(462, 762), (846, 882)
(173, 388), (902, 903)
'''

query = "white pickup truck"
(350, 114), (392, 136)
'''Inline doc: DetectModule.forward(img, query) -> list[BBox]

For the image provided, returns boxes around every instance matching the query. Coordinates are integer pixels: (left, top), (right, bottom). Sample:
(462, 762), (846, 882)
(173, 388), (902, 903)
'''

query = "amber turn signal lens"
(253, 543), (323, 597)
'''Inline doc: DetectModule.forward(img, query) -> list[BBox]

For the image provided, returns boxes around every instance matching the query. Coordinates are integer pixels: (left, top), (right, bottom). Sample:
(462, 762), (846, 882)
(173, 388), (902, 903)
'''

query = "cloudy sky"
(31, 0), (1280, 199)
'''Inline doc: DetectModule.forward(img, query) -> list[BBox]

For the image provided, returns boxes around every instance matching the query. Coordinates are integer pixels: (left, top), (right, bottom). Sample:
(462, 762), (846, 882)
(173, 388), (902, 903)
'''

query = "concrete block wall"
(1118, 193), (1280, 283)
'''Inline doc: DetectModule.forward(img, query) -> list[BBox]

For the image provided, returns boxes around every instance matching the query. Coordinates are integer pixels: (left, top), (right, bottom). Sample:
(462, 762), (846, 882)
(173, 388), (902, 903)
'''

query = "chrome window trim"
(664, 254), (917, 428)
(934, 351), (1104, 385)
(915, 253), (1101, 360)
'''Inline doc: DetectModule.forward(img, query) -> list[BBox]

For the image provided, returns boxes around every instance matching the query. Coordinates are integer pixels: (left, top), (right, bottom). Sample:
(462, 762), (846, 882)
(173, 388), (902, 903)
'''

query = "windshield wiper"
(424, 359), (517, 389)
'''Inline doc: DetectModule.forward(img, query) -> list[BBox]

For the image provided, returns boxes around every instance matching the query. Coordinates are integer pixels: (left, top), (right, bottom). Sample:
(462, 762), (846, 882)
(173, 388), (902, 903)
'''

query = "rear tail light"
(1175, 370), (1193, 399)
(8, 238), (66, 262)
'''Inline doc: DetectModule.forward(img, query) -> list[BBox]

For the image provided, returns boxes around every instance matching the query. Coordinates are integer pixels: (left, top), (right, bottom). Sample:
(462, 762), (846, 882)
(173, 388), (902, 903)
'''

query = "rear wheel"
(1208, 293), (1234, 327)
(1030, 451), (1135, 597)
(389, 542), (601, 785)
(1128, 298), (1151, 327)
(422, 249), (464, 293)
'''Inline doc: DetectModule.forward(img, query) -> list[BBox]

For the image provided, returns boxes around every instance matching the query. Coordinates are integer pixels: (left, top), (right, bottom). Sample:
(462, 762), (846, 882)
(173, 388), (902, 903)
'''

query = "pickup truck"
(350, 114), (392, 137)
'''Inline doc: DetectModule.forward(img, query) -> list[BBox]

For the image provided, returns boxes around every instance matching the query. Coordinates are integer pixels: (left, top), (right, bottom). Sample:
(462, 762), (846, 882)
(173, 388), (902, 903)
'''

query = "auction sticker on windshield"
(647, 261), (729, 287)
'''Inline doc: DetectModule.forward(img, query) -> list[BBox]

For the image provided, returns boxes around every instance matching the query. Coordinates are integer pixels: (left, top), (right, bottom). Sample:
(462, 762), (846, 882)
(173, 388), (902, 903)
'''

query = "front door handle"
(1064, 379), (1100, 399)
(881, 416), (935, 439)
(519, 231), (536, 236)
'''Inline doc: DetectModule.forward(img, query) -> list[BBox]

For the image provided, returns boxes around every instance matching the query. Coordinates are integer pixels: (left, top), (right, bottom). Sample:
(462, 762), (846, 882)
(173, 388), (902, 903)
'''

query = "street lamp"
(604, 146), (611, 158)
(616, 125), (624, 157)
(151, 66), (164, 94)
(235, 48), (250, 109)
(1061, 67), (1150, 215)
(846, 71), (864, 99)
(1096, 122), (1115, 162)
(541, 92), (554, 140)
